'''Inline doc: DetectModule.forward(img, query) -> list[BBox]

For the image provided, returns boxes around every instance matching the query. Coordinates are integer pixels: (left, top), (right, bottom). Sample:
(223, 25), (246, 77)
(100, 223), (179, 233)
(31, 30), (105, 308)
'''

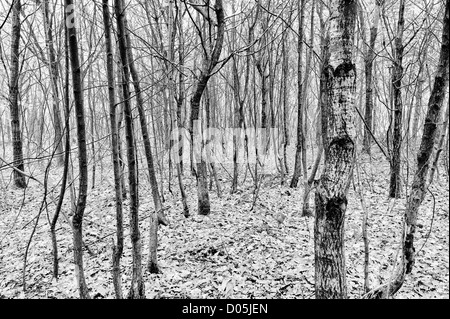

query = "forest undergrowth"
(0, 146), (448, 299)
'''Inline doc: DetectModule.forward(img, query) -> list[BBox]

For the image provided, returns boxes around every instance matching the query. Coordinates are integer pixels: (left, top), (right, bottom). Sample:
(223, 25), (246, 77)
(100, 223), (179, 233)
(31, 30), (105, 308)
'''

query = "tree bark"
(102, 0), (124, 299)
(9, 0), (26, 189)
(428, 101), (449, 184)
(365, 0), (449, 298)
(363, 0), (383, 154)
(64, 0), (90, 299)
(114, 0), (145, 299)
(389, 0), (405, 198)
(41, 0), (64, 165)
(120, 0), (168, 274)
(189, 0), (225, 216)
(50, 18), (72, 278)
(290, 0), (305, 188)
(314, 0), (357, 299)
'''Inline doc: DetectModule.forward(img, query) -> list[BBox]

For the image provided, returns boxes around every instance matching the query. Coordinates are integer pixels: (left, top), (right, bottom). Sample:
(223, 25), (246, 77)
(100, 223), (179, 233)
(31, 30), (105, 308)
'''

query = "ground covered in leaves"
(0, 147), (448, 299)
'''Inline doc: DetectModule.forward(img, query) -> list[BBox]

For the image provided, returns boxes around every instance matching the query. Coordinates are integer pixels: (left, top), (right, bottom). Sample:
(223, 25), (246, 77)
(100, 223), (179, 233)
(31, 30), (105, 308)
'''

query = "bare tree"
(362, 0), (383, 154)
(64, 0), (90, 299)
(365, 0), (449, 298)
(120, 0), (168, 274)
(389, 0), (405, 198)
(40, 0), (64, 165)
(115, 0), (145, 299)
(188, 0), (225, 215)
(9, 0), (26, 188)
(314, 0), (357, 299)
(102, 0), (124, 299)
(290, 0), (306, 189)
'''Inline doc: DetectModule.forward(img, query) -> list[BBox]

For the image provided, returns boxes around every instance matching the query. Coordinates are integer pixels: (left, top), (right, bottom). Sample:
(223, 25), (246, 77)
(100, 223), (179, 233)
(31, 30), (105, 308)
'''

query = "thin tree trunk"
(9, 0), (26, 189)
(102, 0), (124, 299)
(290, 0), (305, 188)
(189, 0), (225, 216)
(389, 0), (406, 198)
(115, 0), (145, 299)
(365, 0), (449, 297)
(231, 56), (241, 194)
(50, 19), (71, 278)
(299, 0), (316, 209)
(281, 30), (289, 176)
(411, 76), (426, 150)
(363, 0), (383, 154)
(428, 101), (449, 185)
(205, 86), (222, 197)
(171, 1), (189, 216)
(41, 0), (64, 165)
(115, 54), (127, 200)
(230, 2), (256, 192)
(121, 0), (168, 273)
(64, 0), (90, 299)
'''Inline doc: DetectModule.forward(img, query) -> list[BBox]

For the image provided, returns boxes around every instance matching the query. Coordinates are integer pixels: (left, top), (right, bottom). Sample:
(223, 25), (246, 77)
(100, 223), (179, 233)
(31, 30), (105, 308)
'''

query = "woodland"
(0, 0), (448, 299)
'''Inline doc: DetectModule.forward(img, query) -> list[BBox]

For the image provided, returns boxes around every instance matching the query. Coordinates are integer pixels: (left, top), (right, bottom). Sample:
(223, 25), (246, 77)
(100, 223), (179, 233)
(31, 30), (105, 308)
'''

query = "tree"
(115, 0), (145, 298)
(362, 0), (383, 154)
(64, 0), (90, 299)
(50, 4), (72, 279)
(290, 0), (306, 189)
(121, 0), (168, 274)
(365, 0), (449, 298)
(40, 0), (64, 166)
(230, 1), (258, 194)
(389, 0), (405, 198)
(9, 0), (26, 188)
(314, 0), (357, 299)
(188, 0), (225, 216)
(102, 0), (124, 299)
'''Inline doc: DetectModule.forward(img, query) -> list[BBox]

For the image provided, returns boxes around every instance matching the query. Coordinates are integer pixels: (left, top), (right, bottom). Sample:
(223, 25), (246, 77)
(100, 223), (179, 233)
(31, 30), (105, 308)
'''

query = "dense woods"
(0, 0), (448, 299)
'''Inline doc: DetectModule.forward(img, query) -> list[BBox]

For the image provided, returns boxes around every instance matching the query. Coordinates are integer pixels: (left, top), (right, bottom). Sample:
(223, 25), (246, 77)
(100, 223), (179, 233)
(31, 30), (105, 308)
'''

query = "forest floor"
(0, 145), (448, 299)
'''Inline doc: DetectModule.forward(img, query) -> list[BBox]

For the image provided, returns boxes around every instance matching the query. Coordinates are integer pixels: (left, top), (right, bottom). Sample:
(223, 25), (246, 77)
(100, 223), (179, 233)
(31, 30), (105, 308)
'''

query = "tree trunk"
(290, 0), (305, 188)
(120, 0), (168, 273)
(114, 0), (145, 299)
(411, 77), (426, 150)
(363, 0), (383, 154)
(314, 0), (357, 299)
(102, 0), (124, 299)
(404, 0), (448, 273)
(389, 0), (405, 198)
(9, 0), (26, 189)
(299, 0), (316, 211)
(41, 0), (64, 166)
(428, 101), (449, 184)
(64, 0), (90, 299)
(50, 20), (72, 278)
(189, 0), (225, 216)
(115, 53), (127, 200)
(365, 0), (449, 298)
